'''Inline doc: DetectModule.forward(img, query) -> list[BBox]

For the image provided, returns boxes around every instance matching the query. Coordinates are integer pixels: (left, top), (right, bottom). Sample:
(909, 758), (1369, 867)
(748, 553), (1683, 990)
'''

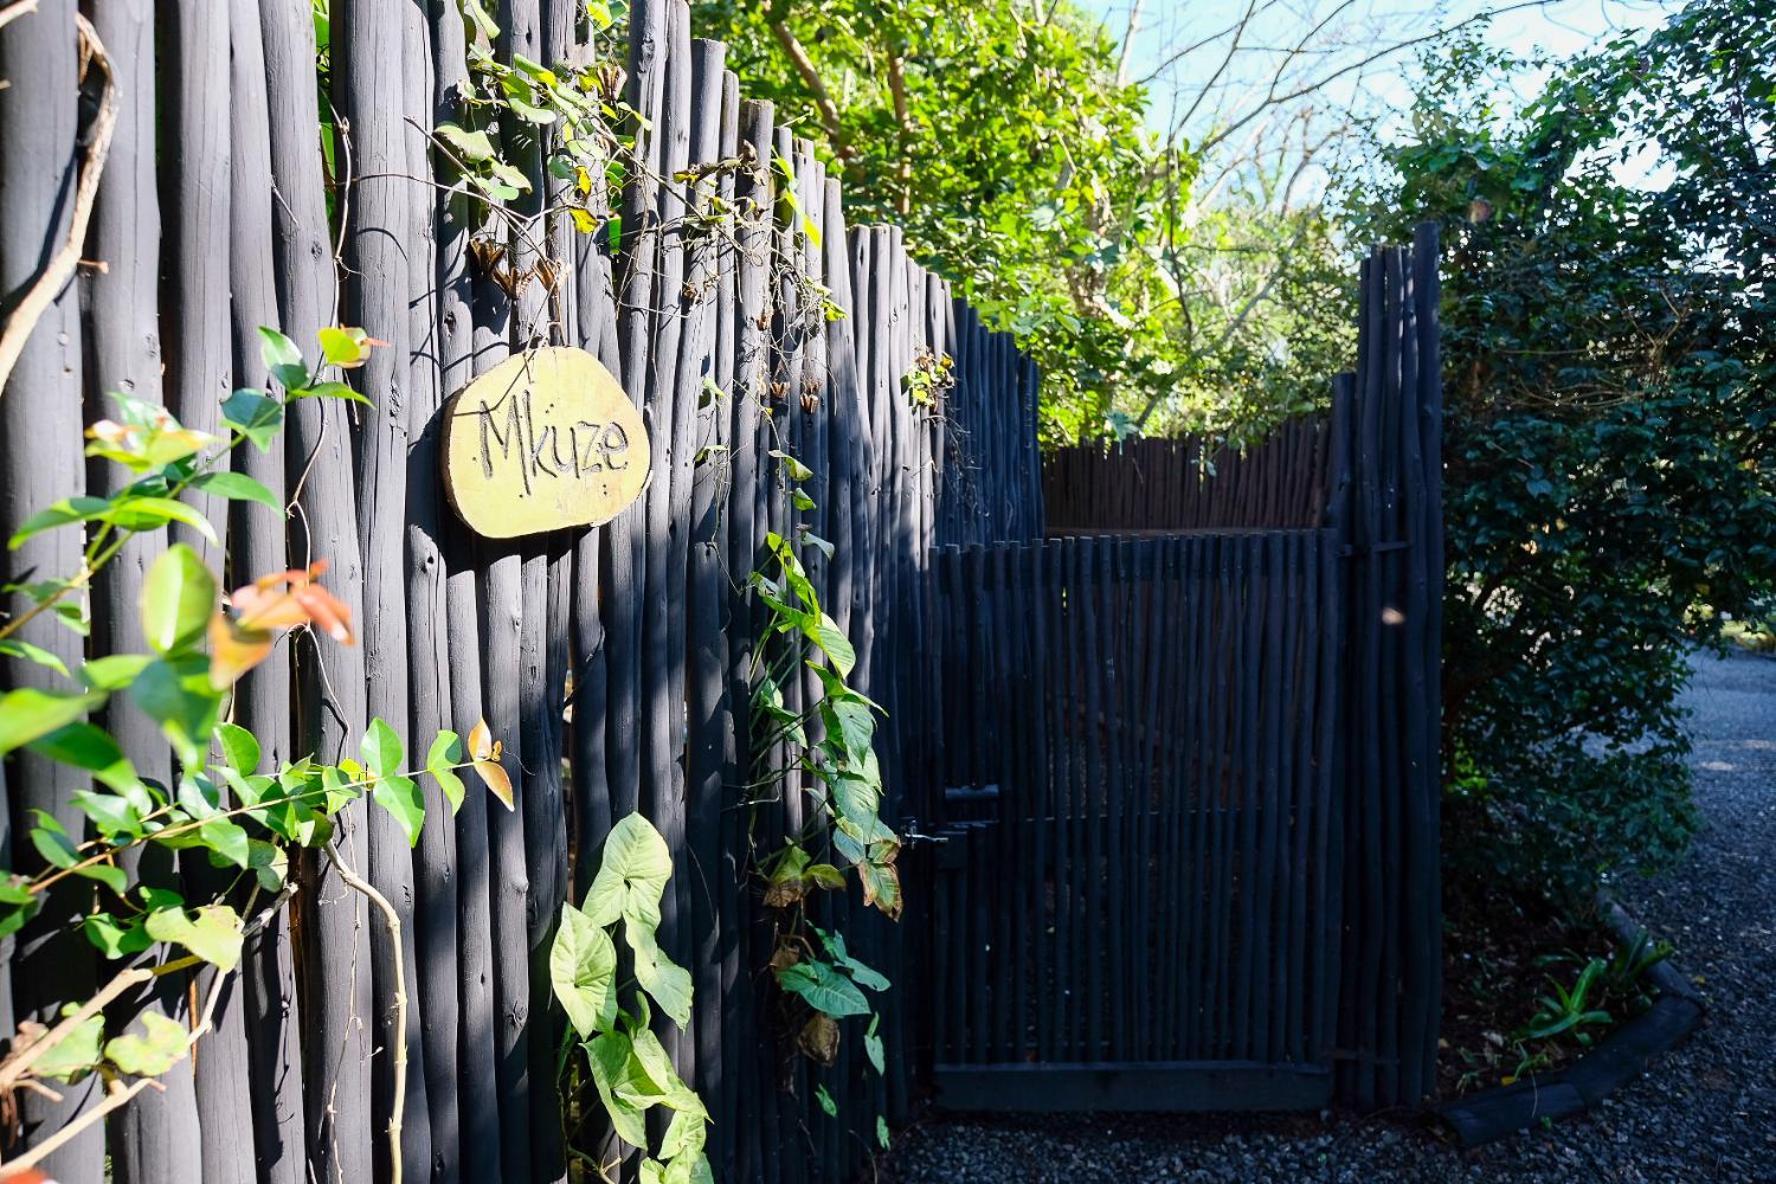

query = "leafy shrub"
(1350, 3), (1776, 900)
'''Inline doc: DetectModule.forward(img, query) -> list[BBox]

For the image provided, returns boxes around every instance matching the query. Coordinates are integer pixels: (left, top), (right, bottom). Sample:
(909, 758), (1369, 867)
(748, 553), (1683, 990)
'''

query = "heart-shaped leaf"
(550, 900), (618, 1038)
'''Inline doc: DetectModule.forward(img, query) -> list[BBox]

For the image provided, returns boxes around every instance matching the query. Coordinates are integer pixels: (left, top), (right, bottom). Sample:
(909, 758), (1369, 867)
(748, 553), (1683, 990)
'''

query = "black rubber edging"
(1435, 898), (1706, 1148)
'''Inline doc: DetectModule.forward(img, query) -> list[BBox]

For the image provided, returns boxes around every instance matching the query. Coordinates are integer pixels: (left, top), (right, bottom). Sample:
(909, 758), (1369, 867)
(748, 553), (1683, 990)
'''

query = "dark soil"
(1435, 882), (1633, 1096)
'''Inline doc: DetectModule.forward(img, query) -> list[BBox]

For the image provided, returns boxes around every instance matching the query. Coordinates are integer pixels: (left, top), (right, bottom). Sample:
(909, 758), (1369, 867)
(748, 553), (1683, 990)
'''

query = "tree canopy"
(692, 1), (1350, 443)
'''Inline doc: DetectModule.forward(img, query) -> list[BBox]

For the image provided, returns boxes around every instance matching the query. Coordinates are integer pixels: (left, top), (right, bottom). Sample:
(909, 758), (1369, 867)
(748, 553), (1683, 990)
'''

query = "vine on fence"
(0, 328), (508, 1179)
(441, 0), (901, 1159)
(747, 449), (899, 1148)
(549, 814), (710, 1184)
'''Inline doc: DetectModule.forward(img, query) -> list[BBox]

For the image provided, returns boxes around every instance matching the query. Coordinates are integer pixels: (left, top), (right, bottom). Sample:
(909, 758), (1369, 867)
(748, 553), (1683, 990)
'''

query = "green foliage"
(438, 0), (630, 224)
(1346, 4), (1776, 900)
(742, 445), (898, 1141)
(549, 813), (711, 1183)
(0, 327), (507, 1120)
(691, 2), (1352, 443)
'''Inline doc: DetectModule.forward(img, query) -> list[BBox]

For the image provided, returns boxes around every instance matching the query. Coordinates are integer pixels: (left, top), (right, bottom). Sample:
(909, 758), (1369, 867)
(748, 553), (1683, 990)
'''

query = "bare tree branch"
(767, 14), (853, 159)
(1116, 0), (1146, 87)
(0, 12), (117, 397)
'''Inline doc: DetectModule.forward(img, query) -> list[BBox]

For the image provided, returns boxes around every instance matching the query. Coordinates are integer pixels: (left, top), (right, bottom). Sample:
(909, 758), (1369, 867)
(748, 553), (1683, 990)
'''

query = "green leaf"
(460, 0), (500, 40)
(0, 898), (40, 941)
(145, 903), (244, 971)
(73, 861), (128, 896)
(821, 696), (875, 765)
(373, 775), (425, 847)
(877, 1115), (891, 1149)
(84, 911), (151, 959)
(436, 121), (497, 163)
(629, 922), (694, 1029)
(51, 599), (90, 637)
(583, 813), (673, 929)
(291, 380), (371, 406)
(361, 717), (403, 779)
(216, 721), (261, 774)
(815, 1083), (837, 1117)
(130, 655), (223, 769)
(317, 326), (377, 369)
(7, 496), (110, 549)
(246, 839), (288, 891)
(177, 773), (222, 820)
(105, 1010), (189, 1077)
(190, 471), (281, 511)
(550, 900), (618, 1038)
(864, 1013), (886, 1074)
(804, 612), (855, 677)
(198, 817), (251, 868)
(102, 496), (218, 545)
(29, 819), (80, 870)
(34, 1008), (104, 1083)
(0, 688), (104, 759)
(767, 451), (813, 483)
(0, 637), (69, 677)
(816, 926), (890, 991)
(425, 731), (466, 814)
(774, 959), (871, 1018)
(587, 1030), (652, 1149)
(73, 790), (142, 840)
(81, 652), (152, 691)
(258, 326), (310, 391)
(220, 388), (284, 452)
(140, 544), (217, 655)
(29, 722), (137, 791)
(660, 1104), (707, 1161)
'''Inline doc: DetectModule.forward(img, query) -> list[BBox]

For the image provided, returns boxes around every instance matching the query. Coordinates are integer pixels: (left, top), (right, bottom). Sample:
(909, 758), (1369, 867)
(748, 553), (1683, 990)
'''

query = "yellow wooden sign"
(441, 346), (649, 539)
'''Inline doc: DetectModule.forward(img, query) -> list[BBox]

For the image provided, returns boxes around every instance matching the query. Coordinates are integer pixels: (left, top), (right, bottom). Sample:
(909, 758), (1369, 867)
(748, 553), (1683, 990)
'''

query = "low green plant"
(1519, 958), (1613, 1047)
(549, 813), (710, 1184)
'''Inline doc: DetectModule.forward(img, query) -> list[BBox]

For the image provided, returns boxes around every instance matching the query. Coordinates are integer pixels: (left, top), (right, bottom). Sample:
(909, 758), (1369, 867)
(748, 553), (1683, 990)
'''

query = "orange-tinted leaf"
(208, 614), (274, 689)
(228, 560), (354, 644)
(474, 757), (514, 811)
(292, 584), (353, 643)
(467, 718), (494, 762)
(464, 719), (510, 808)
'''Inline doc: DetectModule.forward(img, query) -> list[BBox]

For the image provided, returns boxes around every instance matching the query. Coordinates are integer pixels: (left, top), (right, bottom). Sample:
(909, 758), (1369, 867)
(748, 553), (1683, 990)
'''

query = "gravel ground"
(881, 649), (1776, 1183)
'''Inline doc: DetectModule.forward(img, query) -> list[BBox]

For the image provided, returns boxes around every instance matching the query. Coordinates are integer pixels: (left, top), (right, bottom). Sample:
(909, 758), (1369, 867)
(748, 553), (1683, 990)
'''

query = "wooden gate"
(925, 531), (1344, 1110)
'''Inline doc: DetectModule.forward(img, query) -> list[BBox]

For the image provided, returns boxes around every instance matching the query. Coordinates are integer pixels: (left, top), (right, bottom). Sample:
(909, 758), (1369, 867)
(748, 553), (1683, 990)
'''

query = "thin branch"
(0, 12), (118, 397)
(1115, 0), (1146, 87)
(1196, 0), (1566, 155)
(0, 966), (154, 1092)
(0, 957), (228, 1179)
(326, 838), (408, 1184)
(768, 16), (852, 159)
(0, 0), (39, 34)
(886, 52), (913, 216)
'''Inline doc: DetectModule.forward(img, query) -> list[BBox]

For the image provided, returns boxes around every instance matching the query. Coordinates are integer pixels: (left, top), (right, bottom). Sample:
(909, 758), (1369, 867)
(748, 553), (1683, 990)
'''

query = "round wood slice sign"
(442, 346), (649, 539)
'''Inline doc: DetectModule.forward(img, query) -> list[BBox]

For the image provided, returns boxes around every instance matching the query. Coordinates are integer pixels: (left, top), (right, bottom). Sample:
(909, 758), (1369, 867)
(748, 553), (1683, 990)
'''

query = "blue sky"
(1077, 0), (1677, 186)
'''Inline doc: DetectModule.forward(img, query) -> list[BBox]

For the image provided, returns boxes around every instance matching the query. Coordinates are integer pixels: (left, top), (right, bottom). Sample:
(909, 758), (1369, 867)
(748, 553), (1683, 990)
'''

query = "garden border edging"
(1435, 896), (1705, 1148)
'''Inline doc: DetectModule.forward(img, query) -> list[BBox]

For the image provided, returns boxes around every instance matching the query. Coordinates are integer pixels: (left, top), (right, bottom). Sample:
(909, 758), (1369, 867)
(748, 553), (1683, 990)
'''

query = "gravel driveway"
(881, 650), (1775, 1183)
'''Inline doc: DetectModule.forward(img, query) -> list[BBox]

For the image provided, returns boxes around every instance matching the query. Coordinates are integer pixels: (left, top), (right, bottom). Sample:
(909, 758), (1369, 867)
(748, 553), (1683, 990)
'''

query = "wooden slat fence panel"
(928, 532), (1344, 1102)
